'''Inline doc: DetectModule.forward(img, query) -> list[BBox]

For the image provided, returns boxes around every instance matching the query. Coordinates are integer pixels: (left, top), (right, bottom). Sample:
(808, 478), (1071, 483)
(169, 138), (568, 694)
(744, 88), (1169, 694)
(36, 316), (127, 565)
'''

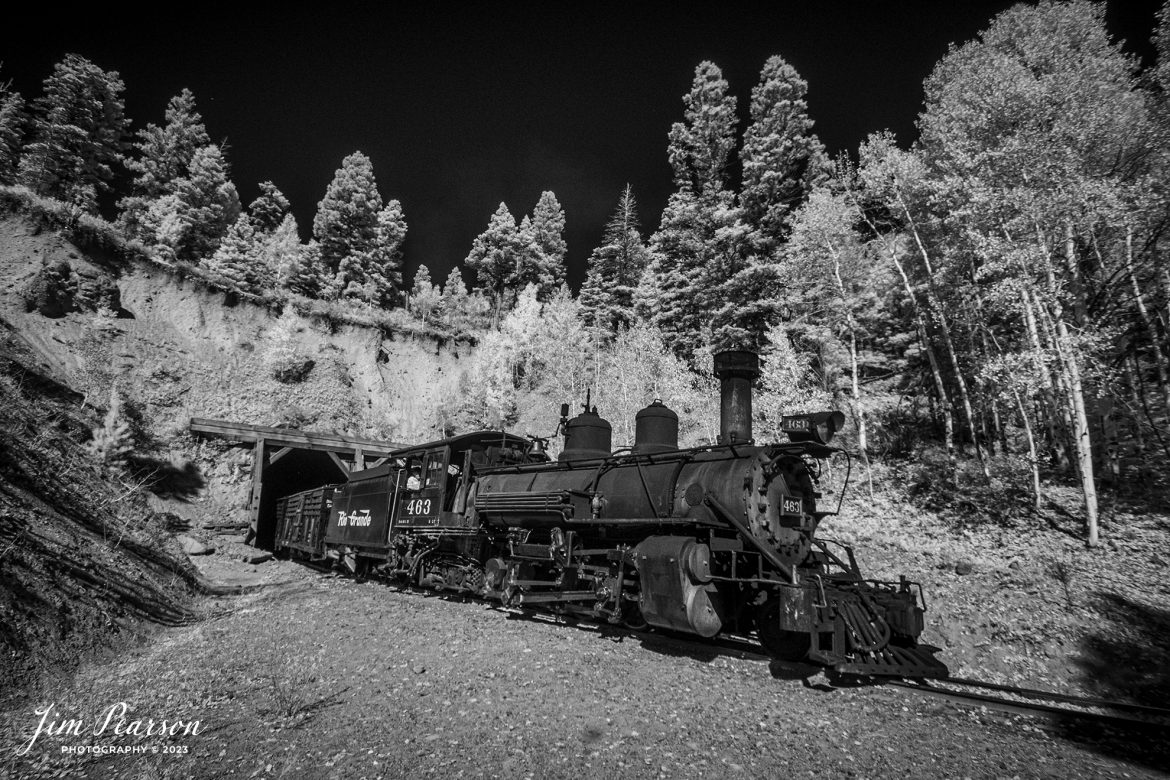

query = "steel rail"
(885, 679), (1170, 731)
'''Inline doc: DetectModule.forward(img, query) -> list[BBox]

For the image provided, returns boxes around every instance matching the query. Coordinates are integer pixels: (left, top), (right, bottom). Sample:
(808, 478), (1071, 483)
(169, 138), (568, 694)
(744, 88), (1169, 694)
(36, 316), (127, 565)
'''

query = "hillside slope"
(0, 208), (475, 694)
(0, 212), (470, 440)
(0, 318), (203, 693)
(0, 211), (474, 524)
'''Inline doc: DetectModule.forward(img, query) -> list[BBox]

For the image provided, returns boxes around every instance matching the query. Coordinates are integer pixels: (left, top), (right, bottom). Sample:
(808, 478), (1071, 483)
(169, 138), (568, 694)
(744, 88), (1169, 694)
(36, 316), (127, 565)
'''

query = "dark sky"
(1, 2), (1162, 290)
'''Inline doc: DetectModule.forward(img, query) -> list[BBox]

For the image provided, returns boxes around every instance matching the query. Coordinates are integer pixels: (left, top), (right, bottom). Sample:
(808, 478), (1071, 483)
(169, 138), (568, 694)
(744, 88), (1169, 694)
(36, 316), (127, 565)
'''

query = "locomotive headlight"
(781, 411), (846, 445)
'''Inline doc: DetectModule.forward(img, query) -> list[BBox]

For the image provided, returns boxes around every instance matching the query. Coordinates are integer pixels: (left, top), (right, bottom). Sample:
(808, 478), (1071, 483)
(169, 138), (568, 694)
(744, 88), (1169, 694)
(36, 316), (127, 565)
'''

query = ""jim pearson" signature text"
(18, 702), (204, 755)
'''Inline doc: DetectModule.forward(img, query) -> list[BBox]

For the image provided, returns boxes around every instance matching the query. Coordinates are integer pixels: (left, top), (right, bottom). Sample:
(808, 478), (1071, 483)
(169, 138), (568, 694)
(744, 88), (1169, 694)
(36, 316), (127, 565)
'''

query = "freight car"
(274, 351), (946, 678)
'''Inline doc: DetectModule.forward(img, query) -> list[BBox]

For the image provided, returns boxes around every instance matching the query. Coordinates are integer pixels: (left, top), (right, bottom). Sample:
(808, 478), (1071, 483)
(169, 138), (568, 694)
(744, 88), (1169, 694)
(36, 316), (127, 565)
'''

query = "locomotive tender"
(274, 351), (946, 678)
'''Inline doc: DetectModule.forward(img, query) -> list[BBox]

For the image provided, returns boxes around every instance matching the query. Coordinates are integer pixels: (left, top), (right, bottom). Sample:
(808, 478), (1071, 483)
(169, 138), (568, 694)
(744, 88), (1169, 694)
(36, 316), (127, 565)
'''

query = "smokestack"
(713, 350), (760, 444)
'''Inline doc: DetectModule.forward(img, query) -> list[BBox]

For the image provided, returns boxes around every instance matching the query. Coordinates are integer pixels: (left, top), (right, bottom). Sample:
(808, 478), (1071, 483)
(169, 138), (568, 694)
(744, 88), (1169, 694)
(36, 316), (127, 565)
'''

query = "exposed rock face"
(0, 212), (476, 537)
(0, 214), (473, 447)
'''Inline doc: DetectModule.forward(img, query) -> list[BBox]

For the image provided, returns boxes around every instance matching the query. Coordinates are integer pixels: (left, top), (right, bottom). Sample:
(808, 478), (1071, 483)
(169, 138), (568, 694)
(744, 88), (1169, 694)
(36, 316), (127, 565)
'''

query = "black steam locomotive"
(274, 351), (946, 678)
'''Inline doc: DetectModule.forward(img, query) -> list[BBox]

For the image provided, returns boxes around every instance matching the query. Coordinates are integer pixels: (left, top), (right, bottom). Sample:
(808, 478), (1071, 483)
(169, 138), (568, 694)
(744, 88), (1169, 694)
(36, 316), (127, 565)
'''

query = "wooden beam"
(354, 447), (365, 471)
(189, 417), (406, 456)
(369, 457), (389, 468)
(268, 446), (294, 465)
(247, 438), (265, 544)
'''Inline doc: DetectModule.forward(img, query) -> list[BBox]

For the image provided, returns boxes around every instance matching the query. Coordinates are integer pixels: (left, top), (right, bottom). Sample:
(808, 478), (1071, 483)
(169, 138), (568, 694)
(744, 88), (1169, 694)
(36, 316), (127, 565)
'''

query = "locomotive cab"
(391, 431), (542, 530)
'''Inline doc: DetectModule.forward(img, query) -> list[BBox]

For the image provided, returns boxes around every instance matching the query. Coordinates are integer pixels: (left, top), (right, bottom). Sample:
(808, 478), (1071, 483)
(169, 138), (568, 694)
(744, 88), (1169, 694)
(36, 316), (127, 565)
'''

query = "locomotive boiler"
(274, 350), (946, 678)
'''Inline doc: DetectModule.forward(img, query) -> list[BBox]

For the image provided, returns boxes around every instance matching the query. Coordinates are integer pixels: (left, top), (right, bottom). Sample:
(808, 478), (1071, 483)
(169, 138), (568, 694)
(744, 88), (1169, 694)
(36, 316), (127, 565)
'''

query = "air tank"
(633, 399), (679, 454)
(558, 407), (612, 461)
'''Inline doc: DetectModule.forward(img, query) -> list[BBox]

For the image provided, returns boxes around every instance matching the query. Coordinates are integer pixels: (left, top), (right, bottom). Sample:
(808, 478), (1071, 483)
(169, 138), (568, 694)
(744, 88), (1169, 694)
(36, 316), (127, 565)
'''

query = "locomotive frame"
(273, 351), (947, 679)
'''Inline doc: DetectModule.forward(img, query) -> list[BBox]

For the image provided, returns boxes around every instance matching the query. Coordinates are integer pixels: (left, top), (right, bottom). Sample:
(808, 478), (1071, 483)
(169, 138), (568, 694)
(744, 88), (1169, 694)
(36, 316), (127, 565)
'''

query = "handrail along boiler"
(274, 350), (946, 677)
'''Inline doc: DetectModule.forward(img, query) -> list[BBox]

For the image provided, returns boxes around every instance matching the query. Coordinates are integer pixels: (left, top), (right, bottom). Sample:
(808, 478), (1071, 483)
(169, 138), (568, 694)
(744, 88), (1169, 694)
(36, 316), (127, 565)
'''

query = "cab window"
(400, 457), (422, 491)
(423, 451), (446, 488)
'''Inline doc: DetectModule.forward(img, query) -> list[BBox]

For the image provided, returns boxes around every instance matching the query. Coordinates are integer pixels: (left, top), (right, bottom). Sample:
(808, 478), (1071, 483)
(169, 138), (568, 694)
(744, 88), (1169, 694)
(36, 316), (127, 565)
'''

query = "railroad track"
(884, 676), (1170, 732)
(627, 628), (1170, 732)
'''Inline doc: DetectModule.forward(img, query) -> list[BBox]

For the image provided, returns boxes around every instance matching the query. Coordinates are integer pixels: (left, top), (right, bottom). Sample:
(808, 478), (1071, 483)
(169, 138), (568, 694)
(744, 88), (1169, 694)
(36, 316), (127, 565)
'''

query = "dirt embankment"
(0, 213), (473, 448)
(0, 210), (473, 703)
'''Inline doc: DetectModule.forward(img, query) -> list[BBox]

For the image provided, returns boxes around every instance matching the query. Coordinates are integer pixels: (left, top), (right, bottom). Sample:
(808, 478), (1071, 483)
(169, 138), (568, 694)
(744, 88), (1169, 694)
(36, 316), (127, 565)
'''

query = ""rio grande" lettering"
(336, 509), (373, 527)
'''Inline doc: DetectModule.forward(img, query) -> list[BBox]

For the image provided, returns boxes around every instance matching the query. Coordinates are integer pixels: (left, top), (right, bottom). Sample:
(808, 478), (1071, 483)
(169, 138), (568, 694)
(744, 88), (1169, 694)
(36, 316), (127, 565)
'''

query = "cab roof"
(390, 430), (531, 457)
(344, 430), (535, 482)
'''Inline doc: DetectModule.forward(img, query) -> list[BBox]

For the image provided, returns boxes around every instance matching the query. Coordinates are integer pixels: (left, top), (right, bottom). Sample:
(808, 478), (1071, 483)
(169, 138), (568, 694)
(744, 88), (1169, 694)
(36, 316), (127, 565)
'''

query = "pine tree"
(257, 213), (304, 292)
(438, 264), (466, 325)
(643, 192), (721, 358)
(438, 265), (491, 333)
(528, 190), (568, 296)
(739, 55), (828, 248)
(87, 384), (134, 471)
(288, 240), (330, 298)
(465, 202), (523, 322)
(580, 184), (649, 336)
(409, 264), (441, 323)
(143, 144), (240, 263)
(509, 215), (545, 296)
(119, 88), (210, 238)
(713, 56), (829, 352)
(440, 264), (469, 310)
(249, 180), (291, 233)
(370, 199), (407, 306)
(205, 213), (262, 293)
(644, 61), (739, 361)
(0, 76), (27, 185)
(667, 61), (738, 197)
(312, 151), (404, 304)
(18, 54), (129, 212)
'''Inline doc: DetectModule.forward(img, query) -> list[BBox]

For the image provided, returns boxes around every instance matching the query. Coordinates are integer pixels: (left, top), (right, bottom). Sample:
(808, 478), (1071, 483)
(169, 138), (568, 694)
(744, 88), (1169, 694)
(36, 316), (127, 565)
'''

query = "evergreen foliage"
(434, 265), (489, 332)
(143, 144), (240, 263)
(713, 56), (830, 351)
(249, 181), (291, 233)
(642, 189), (731, 360)
(408, 264), (441, 323)
(372, 199), (407, 305)
(87, 384), (134, 471)
(266, 308), (315, 383)
(643, 62), (739, 362)
(204, 213), (263, 293)
(527, 190), (568, 296)
(0, 77), (27, 185)
(17, 54), (129, 212)
(666, 61), (738, 196)
(257, 213), (305, 292)
(287, 241), (329, 298)
(739, 55), (828, 247)
(580, 184), (649, 336)
(465, 202), (524, 322)
(118, 88), (210, 239)
(312, 152), (405, 306)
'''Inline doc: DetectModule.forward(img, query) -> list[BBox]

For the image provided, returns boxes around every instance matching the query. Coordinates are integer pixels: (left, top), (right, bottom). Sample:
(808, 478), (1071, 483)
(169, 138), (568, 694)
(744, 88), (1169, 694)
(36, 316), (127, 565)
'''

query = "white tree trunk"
(897, 192), (990, 482)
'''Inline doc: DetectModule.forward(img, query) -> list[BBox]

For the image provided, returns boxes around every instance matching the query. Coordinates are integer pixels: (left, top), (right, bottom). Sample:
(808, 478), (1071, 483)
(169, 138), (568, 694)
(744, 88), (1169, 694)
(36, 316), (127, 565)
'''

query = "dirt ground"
(1, 542), (1166, 780)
